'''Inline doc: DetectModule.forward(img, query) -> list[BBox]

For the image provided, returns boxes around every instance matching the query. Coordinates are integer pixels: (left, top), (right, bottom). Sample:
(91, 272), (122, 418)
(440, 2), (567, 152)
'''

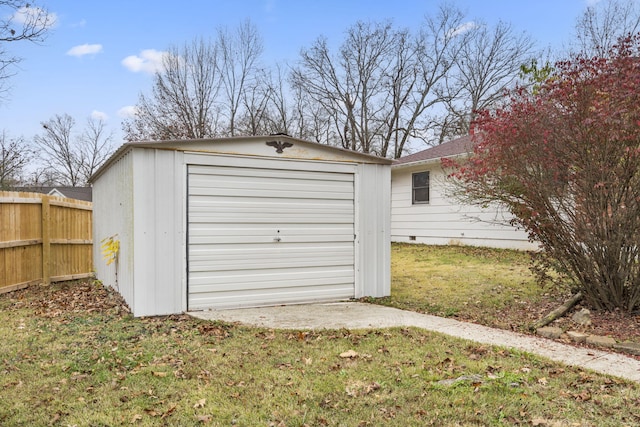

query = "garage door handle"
(273, 237), (281, 242)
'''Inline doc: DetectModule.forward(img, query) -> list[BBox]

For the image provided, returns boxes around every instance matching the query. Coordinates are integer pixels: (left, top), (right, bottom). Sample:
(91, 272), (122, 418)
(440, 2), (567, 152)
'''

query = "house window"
(412, 171), (429, 204)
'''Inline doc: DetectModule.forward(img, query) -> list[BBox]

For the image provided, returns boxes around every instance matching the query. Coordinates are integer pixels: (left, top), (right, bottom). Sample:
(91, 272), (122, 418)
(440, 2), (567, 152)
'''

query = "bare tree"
(574, 0), (640, 57)
(27, 167), (57, 186)
(79, 117), (114, 179)
(289, 84), (329, 142)
(291, 21), (397, 155)
(261, 64), (293, 135)
(384, 8), (470, 157)
(440, 21), (536, 140)
(0, 130), (31, 188)
(123, 22), (265, 141)
(217, 20), (264, 136)
(250, 63), (316, 137)
(35, 114), (114, 185)
(123, 38), (222, 141)
(35, 114), (79, 185)
(1, 1), (55, 100)
(236, 67), (274, 136)
(291, 4), (469, 158)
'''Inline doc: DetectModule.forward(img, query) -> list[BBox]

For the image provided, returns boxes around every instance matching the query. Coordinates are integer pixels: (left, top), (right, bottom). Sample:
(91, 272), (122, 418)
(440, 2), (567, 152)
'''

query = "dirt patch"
(463, 291), (640, 360)
(554, 305), (640, 343)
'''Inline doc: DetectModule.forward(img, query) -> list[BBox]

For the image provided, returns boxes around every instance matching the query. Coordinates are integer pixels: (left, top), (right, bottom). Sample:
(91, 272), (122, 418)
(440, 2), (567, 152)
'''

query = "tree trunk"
(530, 292), (583, 331)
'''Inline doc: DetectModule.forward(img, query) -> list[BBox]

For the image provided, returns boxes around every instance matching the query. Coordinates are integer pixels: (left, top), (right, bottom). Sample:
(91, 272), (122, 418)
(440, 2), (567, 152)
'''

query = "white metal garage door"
(187, 164), (355, 310)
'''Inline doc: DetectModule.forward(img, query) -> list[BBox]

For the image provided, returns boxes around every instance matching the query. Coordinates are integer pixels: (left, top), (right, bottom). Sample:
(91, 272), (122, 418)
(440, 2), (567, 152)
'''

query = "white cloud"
(66, 43), (103, 57)
(121, 49), (167, 74)
(448, 21), (479, 38)
(72, 19), (87, 28)
(118, 106), (137, 118)
(13, 6), (57, 28)
(264, 0), (276, 13)
(91, 110), (108, 121)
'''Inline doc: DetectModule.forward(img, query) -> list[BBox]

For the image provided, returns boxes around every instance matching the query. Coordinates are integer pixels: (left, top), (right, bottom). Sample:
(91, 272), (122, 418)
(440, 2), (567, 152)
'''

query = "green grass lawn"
(1, 249), (639, 426)
(369, 243), (566, 332)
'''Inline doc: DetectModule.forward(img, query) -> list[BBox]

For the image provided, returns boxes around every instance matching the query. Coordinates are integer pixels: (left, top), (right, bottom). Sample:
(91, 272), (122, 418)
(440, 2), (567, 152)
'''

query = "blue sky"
(1, 0), (600, 145)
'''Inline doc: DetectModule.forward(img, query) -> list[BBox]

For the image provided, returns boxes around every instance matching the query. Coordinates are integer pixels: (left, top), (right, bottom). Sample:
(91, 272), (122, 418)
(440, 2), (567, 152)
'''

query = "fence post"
(41, 195), (51, 285)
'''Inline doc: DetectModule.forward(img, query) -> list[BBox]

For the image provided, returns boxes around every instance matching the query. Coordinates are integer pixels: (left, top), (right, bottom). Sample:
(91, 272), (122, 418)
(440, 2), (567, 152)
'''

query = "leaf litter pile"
(1, 281), (640, 426)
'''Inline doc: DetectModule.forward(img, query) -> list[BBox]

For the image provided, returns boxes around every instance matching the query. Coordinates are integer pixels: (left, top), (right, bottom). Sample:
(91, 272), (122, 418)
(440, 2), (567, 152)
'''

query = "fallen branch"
(530, 292), (583, 331)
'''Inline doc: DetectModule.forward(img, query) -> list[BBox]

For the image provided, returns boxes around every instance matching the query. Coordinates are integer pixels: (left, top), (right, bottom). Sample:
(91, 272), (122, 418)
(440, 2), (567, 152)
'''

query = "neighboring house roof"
(393, 135), (474, 168)
(12, 186), (93, 202)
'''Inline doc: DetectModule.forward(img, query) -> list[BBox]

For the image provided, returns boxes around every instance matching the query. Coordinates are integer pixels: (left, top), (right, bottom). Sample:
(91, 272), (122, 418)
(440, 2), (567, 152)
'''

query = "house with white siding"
(90, 135), (392, 317)
(391, 135), (538, 250)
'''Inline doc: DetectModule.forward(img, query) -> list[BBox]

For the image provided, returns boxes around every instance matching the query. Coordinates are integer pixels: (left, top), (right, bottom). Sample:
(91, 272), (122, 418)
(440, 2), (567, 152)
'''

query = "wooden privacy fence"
(0, 191), (93, 294)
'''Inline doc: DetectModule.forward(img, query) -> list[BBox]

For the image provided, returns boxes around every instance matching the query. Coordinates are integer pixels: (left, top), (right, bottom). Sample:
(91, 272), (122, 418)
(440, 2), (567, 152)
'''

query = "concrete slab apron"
(189, 302), (640, 383)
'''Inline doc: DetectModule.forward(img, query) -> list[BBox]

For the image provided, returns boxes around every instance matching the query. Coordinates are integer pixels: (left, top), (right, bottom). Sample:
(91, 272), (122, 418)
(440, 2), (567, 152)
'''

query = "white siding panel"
(189, 164), (353, 181)
(355, 163), (391, 297)
(131, 149), (186, 316)
(188, 226), (354, 245)
(190, 266), (353, 289)
(188, 164), (356, 310)
(189, 284), (354, 309)
(391, 164), (537, 250)
(92, 149), (134, 307)
(184, 153), (358, 174)
(189, 243), (353, 271)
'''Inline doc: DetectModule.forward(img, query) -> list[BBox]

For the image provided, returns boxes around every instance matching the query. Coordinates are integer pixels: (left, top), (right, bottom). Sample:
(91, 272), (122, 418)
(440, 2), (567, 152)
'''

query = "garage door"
(187, 164), (355, 310)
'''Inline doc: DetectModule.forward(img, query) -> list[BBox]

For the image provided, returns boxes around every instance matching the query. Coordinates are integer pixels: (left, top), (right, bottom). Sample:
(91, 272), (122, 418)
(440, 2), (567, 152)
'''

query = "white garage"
(90, 136), (391, 317)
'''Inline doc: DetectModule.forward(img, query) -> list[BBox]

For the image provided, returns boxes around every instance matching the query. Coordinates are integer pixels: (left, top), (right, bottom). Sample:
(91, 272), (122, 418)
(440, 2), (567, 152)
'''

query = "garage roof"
(90, 135), (392, 183)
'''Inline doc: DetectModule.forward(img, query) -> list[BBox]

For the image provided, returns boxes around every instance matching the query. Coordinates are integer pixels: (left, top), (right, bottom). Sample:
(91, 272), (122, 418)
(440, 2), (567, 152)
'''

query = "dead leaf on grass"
(193, 398), (206, 408)
(70, 372), (88, 381)
(340, 350), (358, 358)
(130, 414), (143, 424)
(48, 413), (61, 426)
(346, 380), (381, 397)
(530, 418), (546, 426)
(197, 323), (230, 337)
(161, 404), (177, 419)
(152, 371), (167, 377)
(574, 391), (591, 401)
(143, 409), (160, 417)
(256, 330), (276, 340)
(196, 414), (212, 423)
(578, 372), (593, 383)
(32, 282), (131, 318)
(436, 374), (483, 387)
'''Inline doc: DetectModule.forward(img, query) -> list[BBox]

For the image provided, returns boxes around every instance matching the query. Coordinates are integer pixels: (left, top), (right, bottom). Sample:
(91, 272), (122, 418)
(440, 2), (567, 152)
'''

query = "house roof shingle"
(394, 135), (474, 166)
(12, 186), (93, 202)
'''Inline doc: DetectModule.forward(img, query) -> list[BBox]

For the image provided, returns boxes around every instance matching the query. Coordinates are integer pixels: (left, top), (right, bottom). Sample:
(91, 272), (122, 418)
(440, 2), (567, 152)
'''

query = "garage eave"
(90, 135), (392, 184)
